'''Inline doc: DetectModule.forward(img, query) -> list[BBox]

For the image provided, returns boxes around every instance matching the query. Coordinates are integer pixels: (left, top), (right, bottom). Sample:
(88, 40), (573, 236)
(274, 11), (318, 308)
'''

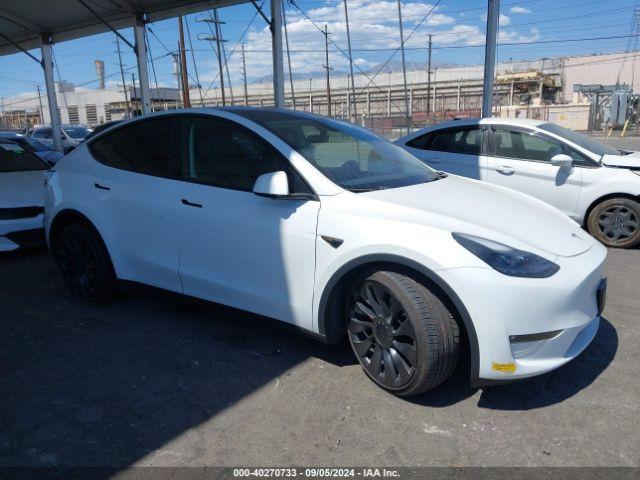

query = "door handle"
(496, 165), (515, 175)
(181, 198), (203, 208)
(94, 182), (111, 190)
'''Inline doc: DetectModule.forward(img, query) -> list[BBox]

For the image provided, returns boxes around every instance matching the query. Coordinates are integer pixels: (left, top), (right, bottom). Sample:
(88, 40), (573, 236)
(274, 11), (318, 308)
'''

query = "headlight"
(452, 233), (560, 278)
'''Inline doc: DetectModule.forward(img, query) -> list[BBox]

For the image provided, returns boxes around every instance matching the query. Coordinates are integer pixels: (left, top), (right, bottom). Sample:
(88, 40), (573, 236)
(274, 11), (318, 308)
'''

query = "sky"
(0, 0), (638, 101)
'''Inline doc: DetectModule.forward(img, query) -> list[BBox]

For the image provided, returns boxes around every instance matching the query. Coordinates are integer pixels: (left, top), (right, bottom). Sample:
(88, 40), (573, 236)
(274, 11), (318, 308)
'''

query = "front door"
(172, 114), (320, 329)
(485, 126), (582, 217)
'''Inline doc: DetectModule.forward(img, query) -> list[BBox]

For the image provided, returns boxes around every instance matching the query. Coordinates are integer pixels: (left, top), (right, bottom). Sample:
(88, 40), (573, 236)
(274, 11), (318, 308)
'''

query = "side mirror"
(253, 171), (290, 198)
(550, 153), (573, 168)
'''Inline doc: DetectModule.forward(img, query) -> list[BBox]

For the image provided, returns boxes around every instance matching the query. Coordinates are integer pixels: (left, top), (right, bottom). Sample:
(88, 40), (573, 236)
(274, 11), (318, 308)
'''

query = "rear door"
(86, 116), (182, 291)
(401, 125), (489, 180)
(485, 125), (583, 217)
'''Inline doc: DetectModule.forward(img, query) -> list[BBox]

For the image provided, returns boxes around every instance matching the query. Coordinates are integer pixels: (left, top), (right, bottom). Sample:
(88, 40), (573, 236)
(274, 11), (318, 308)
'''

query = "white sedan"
(396, 118), (640, 248)
(0, 140), (47, 251)
(45, 108), (606, 396)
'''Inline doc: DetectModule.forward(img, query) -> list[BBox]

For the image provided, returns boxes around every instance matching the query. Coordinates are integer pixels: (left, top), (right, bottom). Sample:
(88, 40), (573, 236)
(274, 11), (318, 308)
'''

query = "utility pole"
(427, 33), (432, 120)
(178, 15), (191, 108)
(343, 0), (357, 122)
(36, 85), (44, 125)
(241, 44), (249, 106)
(397, 0), (410, 134)
(184, 15), (205, 106)
(214, 9), (234, 105)
(197, 14), (227, 106)
(283, 8), (296, 109)
(131, 73), (137, 115)
(482, 0), (500, 118)
(115, 34), (131, 118)
(323, 24), (334, 116)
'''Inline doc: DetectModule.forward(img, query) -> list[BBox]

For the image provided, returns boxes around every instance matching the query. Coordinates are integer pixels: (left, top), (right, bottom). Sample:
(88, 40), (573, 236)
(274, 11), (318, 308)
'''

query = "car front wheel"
(587, 197), (640, 249)
(347, 271), (460, 397)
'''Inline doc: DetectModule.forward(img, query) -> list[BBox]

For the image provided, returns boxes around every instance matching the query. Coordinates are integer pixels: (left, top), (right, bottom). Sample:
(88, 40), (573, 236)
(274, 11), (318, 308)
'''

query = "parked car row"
(38, 108), (611, 397)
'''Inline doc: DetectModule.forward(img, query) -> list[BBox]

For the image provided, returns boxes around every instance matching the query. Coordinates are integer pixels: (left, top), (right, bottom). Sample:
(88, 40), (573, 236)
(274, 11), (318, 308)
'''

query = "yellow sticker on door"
(492, 362), (517, 373)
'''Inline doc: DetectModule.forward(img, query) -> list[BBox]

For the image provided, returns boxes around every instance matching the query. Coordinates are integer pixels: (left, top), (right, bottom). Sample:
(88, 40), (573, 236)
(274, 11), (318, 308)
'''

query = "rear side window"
(408, 127), (482, 155)
(89, 117), (173, 177)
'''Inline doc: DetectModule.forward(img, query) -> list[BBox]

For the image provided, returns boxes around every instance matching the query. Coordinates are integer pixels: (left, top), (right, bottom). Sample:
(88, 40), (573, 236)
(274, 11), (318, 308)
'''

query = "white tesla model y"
(45, 108), (607, 396)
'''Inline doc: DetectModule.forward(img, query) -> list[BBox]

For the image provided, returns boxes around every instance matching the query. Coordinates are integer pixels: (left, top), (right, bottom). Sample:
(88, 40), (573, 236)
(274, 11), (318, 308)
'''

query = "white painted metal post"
(134, 16), (151, 114)
(270, 0), (285, 108)
(482, 0), (500, 118)
(40, 35), (63, 153)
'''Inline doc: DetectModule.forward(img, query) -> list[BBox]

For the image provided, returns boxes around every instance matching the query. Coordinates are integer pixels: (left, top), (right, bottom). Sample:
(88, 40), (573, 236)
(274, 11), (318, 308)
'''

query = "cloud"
(509, 6), (532, 14)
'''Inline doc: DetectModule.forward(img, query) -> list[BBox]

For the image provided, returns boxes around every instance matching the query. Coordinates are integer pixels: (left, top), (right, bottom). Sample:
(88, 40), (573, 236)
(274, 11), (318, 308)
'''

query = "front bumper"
(0, 215), (45, 251)
(439, 241), (607, 383)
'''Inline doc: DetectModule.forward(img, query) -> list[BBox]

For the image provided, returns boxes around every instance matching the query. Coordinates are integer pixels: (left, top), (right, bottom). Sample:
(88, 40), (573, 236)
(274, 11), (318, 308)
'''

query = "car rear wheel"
(52, 223), (116, 303)
(587, 198), (640, 249)
(347, 271), (460, 397)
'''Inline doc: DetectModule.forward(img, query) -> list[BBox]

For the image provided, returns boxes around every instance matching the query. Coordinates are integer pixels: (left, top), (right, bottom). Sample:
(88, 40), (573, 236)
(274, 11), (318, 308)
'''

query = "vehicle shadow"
(408, 317), (618, 410)
(0, 252), (352, 470)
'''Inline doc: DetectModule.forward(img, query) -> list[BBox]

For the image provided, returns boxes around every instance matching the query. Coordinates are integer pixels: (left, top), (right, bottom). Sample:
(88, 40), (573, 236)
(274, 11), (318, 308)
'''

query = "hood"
(361, 176), (592, 258)
(602, 152), (640, 169)
(0, 171), (46, 208)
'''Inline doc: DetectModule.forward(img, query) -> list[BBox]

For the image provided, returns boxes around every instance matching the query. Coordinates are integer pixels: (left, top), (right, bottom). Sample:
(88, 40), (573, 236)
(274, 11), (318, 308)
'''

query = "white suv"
(45, 109), (607, 397)
(396, 118), (640, 248)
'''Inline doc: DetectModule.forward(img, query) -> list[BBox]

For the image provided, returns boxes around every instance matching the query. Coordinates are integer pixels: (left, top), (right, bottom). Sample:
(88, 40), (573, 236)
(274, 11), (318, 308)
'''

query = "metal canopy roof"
(0, 0), (247, 56)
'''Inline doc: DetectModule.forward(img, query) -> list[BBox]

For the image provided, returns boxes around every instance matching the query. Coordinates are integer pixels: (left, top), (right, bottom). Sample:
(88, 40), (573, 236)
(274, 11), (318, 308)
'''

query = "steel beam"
(134, 16), (151, 114)
(270, 0), (285, 108)
(482, 0), (500, 118)
(40, 35), (63, 153)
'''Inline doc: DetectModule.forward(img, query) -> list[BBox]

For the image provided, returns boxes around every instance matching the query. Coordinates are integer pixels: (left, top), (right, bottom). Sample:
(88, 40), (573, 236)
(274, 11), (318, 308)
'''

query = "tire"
(51, 223), (116, 303)
(587, 197), (640, 249)
(346, 271), (460, 397)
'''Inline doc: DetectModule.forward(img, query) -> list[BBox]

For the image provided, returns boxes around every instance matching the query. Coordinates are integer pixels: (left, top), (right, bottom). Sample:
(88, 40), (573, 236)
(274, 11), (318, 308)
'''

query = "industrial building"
(1, 46), (638, 135)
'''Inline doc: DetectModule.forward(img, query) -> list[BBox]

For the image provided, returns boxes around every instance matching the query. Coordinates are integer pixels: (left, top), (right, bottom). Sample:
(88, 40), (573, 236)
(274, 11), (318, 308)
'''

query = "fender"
(316, 253), (480, 384)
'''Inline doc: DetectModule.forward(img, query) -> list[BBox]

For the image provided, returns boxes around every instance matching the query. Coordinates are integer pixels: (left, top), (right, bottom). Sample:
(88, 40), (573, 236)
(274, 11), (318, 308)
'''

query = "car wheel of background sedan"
(52, 223), (116, 303)
(587, 198), (640, 249)
(347, 271), (460, 397)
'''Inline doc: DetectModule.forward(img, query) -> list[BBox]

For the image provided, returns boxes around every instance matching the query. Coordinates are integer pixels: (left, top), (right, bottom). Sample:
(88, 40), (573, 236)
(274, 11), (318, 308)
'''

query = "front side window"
(33, 128), (51, 139)
(410, 127), (482, 156)
(89, 117), (173, 177)
(231, 110), (439, 192)
(179, 116), (310, 193)
(539, 122), (617, 157)
(492, 127), (562, 162)
(0, 142), (48, 172)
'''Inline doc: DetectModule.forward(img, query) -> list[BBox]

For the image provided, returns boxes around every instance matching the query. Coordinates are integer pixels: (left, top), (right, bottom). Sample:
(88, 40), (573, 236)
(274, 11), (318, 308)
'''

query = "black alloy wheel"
(53, 224), (116, 303)
(347, 271), (460, 397)
(348, 279), (417, 389)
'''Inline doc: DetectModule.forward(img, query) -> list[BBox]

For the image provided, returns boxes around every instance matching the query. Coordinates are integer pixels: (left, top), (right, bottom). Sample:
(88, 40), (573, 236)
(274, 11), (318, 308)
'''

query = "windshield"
(0, 142), (48, 172)
(233, 110), (440, 191)
(539, 123), (618, 157)
(63, 126), (91, 140)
